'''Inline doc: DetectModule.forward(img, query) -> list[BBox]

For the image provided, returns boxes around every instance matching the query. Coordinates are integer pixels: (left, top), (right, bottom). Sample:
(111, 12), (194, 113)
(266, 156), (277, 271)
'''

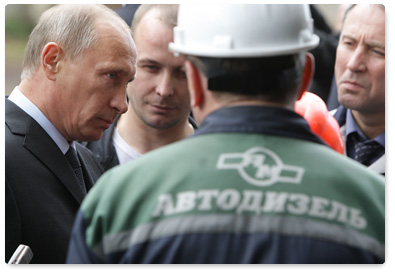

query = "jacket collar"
(6, 98), (88, 204)
(332, 105), (347, 127)
(194, 105), (326, 146)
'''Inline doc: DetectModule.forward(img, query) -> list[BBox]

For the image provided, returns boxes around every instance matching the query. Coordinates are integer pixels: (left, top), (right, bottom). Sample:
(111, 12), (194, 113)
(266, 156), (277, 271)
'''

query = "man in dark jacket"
(332, 4), (385, 175)
(5, 4), (137, 263)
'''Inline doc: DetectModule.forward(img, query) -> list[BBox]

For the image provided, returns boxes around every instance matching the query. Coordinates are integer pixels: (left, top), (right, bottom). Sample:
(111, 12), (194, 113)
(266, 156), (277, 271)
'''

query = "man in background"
(333, 4), (385, 175)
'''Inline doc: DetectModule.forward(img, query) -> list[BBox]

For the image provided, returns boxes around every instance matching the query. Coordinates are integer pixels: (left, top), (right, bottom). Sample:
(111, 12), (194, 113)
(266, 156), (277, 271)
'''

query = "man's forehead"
(345, 5), (385, 26)
(343, 6), (385, 42)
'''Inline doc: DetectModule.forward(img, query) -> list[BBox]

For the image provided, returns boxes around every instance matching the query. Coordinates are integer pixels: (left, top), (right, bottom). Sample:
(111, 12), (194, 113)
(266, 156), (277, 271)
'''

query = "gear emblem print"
(217, 147), (305, 187)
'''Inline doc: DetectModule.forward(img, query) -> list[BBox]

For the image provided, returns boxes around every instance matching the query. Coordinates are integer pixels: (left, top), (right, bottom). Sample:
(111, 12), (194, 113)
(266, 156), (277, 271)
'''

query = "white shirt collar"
(8, 87), (72, 154)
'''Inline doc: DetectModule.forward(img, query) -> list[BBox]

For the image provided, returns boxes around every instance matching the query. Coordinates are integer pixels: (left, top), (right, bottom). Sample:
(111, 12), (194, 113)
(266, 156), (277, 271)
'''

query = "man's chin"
(79, 130), (104, 142)
(145, 118), (181, 130)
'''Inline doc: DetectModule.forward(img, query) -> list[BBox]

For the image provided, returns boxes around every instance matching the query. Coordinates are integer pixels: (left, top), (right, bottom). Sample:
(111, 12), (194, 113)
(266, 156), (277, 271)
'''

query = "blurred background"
(4, 4), (342, 95)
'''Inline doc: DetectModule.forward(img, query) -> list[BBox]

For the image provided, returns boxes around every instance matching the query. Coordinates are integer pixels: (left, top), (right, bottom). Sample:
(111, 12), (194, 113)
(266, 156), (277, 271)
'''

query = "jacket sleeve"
(5, 176), (22, 262)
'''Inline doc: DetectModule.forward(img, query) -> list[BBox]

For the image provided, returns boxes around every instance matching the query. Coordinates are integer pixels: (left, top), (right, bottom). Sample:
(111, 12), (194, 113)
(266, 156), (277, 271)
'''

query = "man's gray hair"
(21, 4), (129, 80)
(341, 4), (385, 29)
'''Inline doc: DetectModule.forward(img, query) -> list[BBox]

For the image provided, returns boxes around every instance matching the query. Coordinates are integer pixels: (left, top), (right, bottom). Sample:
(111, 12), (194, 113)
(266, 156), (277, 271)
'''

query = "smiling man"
(333, 4), (385, 175)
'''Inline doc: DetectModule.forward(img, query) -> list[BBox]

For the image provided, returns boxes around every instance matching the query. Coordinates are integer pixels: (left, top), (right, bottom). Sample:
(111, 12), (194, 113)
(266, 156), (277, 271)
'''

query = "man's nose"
(155, 72), (174, 97)
(111, 88), (128, 114)
(346, 46), (367, 73)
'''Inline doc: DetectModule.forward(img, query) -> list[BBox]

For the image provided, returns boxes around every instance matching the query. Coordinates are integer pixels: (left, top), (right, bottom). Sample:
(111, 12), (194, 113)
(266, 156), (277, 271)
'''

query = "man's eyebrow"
(137, 58), (185, 70)
(342, 34), (385, 50)
(98, 66), (128, 74)
(368, 41), (385, 50)
(98, 66), (135, 80)
(341, 34), (358, 43)
(138, 58), (160, 65)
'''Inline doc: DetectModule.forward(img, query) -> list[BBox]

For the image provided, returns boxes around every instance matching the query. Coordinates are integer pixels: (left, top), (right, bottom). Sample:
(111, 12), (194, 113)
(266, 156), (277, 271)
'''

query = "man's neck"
(116, 110), (193, 154)
(351, 109), (385, 140)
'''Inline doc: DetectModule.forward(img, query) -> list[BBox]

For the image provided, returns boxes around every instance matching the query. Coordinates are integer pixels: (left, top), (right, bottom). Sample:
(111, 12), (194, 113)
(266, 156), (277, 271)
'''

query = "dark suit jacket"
(81, 115), (121, 172)
(333, 105), (385, 175)
(5, 98), (104, 263)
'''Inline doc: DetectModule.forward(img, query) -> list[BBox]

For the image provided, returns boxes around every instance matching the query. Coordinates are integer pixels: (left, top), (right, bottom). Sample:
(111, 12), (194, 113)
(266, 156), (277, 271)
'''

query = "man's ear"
(185, 60), (204, 107)
(297, 52), (315, 100)
(42, 42), (62, 81)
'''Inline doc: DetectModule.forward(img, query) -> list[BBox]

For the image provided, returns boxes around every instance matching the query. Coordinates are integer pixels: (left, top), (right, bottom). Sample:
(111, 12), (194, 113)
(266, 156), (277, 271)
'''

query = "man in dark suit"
(5, 4), (137, 263)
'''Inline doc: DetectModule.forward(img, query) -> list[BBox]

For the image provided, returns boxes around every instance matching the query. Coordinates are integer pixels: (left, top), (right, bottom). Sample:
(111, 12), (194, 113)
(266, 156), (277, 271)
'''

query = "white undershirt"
(112, 128), (142, 165)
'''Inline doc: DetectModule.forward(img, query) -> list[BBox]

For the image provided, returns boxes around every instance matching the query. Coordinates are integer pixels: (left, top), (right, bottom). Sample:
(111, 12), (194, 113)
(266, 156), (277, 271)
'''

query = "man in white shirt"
(5, 4), (137, 263)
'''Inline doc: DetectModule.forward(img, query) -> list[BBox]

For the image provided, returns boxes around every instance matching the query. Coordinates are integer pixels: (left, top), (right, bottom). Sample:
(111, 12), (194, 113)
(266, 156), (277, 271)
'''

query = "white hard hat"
(169, 4), (319, 58)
